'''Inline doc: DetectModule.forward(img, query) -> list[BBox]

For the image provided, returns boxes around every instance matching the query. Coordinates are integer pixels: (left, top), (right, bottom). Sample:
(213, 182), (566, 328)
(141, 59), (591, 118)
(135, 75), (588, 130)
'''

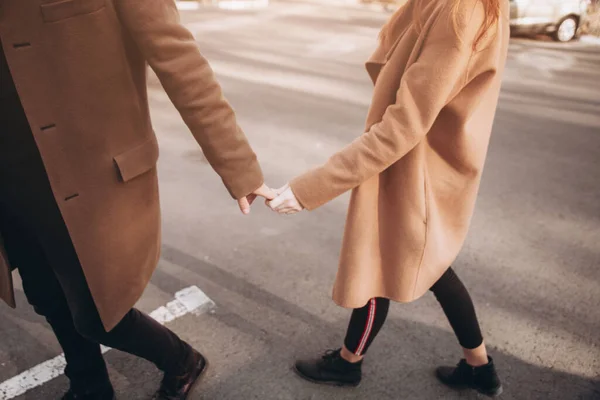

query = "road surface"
(1, 2), (599, 399)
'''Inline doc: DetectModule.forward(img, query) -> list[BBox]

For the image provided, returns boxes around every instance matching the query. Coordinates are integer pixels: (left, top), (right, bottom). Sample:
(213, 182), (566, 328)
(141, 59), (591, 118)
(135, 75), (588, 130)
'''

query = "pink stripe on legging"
(355, 299), (376, 356)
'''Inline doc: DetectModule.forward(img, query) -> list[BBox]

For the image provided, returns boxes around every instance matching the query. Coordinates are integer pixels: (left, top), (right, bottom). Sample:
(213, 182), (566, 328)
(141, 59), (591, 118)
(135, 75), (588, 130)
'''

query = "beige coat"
(0, 0), (263, 331)
(291, 0), (509, 308)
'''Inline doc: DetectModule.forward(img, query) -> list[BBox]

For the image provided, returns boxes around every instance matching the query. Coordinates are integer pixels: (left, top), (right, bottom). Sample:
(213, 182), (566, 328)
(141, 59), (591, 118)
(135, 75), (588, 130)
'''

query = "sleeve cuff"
(224, 161), (264, 200)
(290, 167), (332, 211)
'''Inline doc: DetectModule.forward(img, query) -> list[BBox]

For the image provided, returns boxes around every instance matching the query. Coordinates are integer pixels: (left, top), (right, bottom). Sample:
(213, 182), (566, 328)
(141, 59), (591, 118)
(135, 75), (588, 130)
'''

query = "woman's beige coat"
(291, 0), (509, 308)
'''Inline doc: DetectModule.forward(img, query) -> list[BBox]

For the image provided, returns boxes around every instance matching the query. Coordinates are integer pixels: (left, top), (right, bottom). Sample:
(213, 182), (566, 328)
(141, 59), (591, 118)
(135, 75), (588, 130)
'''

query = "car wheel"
(552, 16), (578, 42)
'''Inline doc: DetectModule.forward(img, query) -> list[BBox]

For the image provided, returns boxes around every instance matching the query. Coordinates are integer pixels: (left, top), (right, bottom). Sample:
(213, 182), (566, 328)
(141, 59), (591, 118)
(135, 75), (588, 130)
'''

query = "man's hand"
(267, 184), (304, 215)
(238, 183), (276, 215)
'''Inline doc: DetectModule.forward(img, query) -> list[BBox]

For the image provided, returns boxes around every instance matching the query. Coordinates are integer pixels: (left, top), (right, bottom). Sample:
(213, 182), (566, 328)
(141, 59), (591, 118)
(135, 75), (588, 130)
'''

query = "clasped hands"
(237, 183), (303, 215)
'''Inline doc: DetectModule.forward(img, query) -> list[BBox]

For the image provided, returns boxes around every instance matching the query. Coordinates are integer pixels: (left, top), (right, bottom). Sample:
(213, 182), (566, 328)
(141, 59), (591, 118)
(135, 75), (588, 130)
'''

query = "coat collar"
(365, 22), (410, 84)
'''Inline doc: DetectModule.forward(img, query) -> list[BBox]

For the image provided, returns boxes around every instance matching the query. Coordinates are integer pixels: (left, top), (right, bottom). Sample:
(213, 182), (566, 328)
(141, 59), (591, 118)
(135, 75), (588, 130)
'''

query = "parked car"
(509, 0), (590, 42)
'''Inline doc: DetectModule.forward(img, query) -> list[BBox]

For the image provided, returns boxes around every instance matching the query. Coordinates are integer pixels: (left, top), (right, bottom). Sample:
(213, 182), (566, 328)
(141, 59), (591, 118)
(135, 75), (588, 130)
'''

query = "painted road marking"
(176, 1), (200, 11)
(176, 0), (270, 11)
(218, 0), (269, 10)
(0, 286), (215, 400)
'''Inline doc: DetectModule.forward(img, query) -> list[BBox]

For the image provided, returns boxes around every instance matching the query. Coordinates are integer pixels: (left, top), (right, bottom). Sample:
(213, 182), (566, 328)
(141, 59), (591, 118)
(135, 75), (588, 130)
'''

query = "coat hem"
(331, 290), (424, 310)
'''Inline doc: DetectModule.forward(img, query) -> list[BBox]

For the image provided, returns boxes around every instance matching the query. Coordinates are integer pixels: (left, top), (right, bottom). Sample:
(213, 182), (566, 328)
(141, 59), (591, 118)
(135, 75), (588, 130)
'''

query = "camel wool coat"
(0, 0), (263, 331)
(290, 0), (509, 308)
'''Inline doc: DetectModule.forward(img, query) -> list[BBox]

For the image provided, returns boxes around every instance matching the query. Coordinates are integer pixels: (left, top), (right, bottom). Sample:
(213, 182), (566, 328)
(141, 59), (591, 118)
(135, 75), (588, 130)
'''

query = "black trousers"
(344, 268), (484, 356)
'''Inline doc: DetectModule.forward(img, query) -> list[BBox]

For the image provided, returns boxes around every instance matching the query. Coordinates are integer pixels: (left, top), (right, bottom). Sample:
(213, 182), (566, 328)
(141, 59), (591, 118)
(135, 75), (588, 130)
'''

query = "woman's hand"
(267, 184), (304, 215)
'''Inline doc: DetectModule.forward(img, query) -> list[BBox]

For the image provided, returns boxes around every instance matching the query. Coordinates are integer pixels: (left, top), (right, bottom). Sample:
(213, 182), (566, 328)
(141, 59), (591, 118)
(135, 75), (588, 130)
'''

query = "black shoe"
(436, 357), (503, 397)
(152, 349), (208, 400)
(294, 349), (362, 387)
(61, 384), (115, 400)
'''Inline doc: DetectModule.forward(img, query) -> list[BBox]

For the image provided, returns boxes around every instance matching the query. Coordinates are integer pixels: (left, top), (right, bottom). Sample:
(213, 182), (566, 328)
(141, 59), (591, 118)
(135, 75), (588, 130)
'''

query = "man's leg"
(0, 209), (112, 395)
(31, 202), (193, 376)
(27, 186), (206, 399)
(72, 298), (193, 376)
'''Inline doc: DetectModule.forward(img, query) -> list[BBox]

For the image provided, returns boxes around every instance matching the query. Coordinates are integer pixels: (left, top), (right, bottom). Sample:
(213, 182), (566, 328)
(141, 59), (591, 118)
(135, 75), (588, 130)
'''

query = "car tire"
(552, 16), (579, 42)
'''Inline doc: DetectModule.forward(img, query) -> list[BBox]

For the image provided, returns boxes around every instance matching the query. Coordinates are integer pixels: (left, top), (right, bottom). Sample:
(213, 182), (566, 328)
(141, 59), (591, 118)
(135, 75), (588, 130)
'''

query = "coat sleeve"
(290, 2), (486, 210)
(114, 0), (263, 199)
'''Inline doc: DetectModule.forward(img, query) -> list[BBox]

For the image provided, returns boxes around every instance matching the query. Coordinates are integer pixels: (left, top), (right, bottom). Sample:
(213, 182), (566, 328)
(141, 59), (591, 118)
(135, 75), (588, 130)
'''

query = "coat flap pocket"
(41, 0), (106, 23)
(114, 137), (159, 183)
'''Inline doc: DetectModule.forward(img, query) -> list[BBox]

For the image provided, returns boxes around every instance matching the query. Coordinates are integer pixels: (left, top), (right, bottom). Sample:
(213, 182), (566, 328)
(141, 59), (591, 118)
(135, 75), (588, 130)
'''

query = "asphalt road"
(1, 2), (599, 399)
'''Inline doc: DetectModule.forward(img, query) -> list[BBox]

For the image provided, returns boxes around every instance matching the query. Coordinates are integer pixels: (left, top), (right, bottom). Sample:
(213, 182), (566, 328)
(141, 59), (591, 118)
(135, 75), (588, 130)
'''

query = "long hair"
(381, 0), (501, 50)
(451, 0), (501, 49)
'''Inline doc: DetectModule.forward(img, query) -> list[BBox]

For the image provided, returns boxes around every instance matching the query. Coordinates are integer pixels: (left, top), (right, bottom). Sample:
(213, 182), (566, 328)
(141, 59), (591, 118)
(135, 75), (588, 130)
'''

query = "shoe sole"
(478, 385), (503, 398)
(291, 365), (360, 388)
(183, 357), (209, 399)
(436, 371), (503, 398)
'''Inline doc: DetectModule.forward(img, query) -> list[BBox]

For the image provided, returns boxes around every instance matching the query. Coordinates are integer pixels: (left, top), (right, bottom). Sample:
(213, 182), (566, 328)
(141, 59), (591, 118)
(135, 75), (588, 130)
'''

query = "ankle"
(463, 343), (488, 367)
(341, 345), (363, 364)
(466, 358), (489, 368)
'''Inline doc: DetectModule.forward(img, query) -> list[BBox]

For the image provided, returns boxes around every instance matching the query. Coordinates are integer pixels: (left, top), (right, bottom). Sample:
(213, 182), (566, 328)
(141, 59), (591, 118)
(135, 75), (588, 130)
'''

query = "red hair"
(381, 0), (501, 50)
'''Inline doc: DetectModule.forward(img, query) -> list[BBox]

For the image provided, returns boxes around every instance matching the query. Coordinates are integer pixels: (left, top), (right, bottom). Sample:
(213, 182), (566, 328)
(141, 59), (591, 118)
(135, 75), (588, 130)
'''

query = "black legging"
(344, 268), (483, 356)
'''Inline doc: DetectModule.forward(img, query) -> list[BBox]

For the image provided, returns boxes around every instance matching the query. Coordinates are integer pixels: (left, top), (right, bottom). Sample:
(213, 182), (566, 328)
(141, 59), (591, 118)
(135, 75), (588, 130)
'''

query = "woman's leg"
(430, 267), (487, 366)
(432, 268), (502, 397)
(342, 297), (390, 362)
(293, 298), (389, 386)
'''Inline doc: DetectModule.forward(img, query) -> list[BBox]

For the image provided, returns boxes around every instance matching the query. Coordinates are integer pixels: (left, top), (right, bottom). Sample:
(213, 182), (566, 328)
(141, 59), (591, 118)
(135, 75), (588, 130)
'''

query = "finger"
(274, 198), (297, 211)
(275, 208), (293, 214)
(237, 197), (251, 215)
(278, 207), (299, 215)
(273, 204), (292, 213)
(268, 195), (285, 210)
(264, 198), (278, 209)
(256, 184), (277, 200)
(275, 203), (300, 213)
(272, 184), (289, 197)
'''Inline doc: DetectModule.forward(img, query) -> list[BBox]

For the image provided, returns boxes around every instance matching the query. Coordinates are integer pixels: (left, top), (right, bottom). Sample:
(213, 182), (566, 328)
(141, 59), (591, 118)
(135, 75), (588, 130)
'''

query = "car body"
(509, 0), (589, 42)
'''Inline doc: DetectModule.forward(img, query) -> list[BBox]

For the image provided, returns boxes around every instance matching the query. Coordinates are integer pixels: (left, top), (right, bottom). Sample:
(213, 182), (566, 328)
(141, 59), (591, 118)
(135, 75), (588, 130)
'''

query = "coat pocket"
(113, 137), (159, 183)
(41, 0), (106, 23)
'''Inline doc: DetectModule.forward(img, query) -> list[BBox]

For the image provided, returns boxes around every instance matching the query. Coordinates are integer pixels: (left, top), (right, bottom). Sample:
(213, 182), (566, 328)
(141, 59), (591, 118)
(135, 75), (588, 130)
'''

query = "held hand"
(267, 184), (304, 215)
(238, 183), (277, 215)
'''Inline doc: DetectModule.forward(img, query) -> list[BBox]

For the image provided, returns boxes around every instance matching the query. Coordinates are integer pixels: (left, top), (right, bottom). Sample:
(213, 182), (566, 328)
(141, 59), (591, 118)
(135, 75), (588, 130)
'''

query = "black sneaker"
(294, 349), (362, 387)
(436, 357), (503, 397)
(61, 384), (115, 400)
(152, 349), (208, 400)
